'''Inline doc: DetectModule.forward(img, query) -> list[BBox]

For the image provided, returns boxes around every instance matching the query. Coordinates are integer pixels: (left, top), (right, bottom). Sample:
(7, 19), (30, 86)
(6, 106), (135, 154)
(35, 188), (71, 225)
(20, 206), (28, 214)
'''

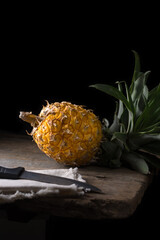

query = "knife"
(0, 166), (102, 193)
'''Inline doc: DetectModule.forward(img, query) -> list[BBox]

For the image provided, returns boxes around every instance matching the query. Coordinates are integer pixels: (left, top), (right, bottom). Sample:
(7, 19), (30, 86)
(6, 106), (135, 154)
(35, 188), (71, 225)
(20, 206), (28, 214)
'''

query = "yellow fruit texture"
(20, 101), (102, 166)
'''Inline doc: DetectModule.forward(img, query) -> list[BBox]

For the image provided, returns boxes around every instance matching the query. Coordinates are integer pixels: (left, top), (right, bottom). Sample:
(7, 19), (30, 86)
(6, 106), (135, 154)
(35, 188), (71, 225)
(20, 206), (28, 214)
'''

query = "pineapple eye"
(47, 145), (59, 154)
(40, 124), (49, 133)
(83, 124), (91, 133)
(88, 136), (93, 142)
(60, 139), (72, 151)
(62, 113), (71, 125)
(83, 133), (93, 143)
(70, 108), (77, 117)
(50, 134), (61, 146)
(62, 126), (74, 138)
(76, 142), (88, 159)
(77, 142), (87, 151)
(73, 131), (83, 142)
(35, 133), (43, 143)
(50, 119), (62, 132)
(73, 117), (82, 129)
(63, 149), (75, 161)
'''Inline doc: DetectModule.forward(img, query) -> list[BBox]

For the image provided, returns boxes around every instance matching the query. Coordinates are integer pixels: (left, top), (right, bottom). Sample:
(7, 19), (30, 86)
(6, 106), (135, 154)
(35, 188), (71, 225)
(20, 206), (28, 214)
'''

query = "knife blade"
(0, 166), (102, 193)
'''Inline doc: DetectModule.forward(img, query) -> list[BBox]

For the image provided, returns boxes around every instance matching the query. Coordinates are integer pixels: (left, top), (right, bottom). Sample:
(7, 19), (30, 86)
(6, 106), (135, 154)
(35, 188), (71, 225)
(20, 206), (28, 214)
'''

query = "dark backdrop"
(1, 22), (159, 134)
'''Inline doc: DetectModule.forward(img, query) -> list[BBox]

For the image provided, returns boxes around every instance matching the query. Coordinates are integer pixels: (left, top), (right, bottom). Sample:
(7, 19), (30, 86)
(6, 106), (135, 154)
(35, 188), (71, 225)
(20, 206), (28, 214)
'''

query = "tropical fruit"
(20, 101), (102, 166)
(19, 51), (160, 174)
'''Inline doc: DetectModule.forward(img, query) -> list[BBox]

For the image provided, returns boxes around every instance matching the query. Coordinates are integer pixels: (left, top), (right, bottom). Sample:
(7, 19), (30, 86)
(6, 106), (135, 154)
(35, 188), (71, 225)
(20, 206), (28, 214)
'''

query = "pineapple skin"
(33, 101), (102, 166)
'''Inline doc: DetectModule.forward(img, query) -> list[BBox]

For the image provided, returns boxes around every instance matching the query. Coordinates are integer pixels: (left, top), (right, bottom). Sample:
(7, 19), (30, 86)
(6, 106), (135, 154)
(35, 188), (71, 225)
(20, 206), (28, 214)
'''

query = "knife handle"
(0, 166), (25, 179)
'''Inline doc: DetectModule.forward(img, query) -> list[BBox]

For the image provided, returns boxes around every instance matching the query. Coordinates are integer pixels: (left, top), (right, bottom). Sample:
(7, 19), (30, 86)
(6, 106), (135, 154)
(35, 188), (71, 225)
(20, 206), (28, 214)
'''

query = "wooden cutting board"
(0, 130), (152, 219)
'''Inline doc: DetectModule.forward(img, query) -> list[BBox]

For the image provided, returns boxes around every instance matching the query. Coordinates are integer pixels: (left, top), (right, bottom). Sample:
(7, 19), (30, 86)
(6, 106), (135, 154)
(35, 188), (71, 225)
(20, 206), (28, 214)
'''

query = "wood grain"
(0, 131), (152, 219)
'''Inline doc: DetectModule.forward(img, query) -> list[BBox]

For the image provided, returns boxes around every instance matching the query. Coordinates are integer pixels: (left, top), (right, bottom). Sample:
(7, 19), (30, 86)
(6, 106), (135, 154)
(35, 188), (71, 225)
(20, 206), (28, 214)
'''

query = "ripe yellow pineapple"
(19, 101), (102, 166)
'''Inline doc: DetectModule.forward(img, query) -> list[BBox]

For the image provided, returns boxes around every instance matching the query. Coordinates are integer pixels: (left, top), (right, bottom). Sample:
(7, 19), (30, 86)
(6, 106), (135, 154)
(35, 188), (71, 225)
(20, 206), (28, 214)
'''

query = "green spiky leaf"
(137, 151), (160, 169)
(131, 50), (141, 84)
(89, 84), (132, 112)
(128, 134), (160, 150)
(122, 152), (150, 174)
(101, 140), (122, 168)
(90, 50), (160, 174)
(134, 85), (160, 132)
(140, 142), (160, 155)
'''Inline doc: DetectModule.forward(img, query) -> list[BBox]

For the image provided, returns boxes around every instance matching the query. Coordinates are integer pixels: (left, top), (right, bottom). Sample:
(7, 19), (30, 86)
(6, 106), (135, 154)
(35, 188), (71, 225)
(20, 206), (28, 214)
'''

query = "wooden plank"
(0, 131), (152, 219)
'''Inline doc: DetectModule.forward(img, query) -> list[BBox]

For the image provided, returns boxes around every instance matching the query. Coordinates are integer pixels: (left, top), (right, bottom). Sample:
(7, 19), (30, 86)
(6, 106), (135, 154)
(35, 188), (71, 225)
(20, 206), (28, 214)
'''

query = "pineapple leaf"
(120, 108), (129, 132)
(131, 71), (150, 102)
(130, 50), (141, 93)
(112, 132), (127, 147)
(109, 102), (120, 133)
(137, 151), (160, 169)
(101, 140), (122, 168)
(142, 121), (160, 134)
(122, 151), (149, 174)
(124, 81), (135, 113)
(124, 82), (135, 132)
(148, 84), (160, 102)
(128, 134), (160, 154)
(130, 133), (160, 144)
(116, 82), (124, 119)
(90, 51), (160, 173)
(90, 84), (132, 112)
(115, 82), (128, 132)
(134, 84), (160, 132)
(136, 88), (148, 117)
(130, 71), (150, 121)
(140, 142), (160, 155)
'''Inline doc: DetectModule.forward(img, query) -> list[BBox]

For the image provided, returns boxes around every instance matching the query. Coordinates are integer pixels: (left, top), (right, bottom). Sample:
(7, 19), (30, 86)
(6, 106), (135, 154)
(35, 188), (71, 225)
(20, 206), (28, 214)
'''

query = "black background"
(1, 10), (160, 135)
(1, 5), (160, 239)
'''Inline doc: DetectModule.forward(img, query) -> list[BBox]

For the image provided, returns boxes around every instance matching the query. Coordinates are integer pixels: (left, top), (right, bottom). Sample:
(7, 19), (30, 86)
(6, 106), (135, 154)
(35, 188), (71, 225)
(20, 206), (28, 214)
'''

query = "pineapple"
(90, 51), (160, 174)
(19, 101), (102, 166)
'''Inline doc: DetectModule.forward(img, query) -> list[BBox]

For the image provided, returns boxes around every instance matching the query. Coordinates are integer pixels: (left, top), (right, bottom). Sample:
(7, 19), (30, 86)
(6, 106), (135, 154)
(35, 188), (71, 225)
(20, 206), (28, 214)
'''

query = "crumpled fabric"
(0, 168), (86, 204)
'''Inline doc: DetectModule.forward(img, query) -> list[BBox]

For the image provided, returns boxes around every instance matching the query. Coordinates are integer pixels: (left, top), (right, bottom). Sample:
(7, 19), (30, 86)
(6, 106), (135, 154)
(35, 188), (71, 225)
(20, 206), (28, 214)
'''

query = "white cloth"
(0, 168), (86, 204)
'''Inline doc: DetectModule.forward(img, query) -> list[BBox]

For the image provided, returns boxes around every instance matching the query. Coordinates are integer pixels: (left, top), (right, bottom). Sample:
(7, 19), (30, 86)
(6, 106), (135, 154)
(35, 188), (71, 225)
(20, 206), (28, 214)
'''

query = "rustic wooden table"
(0, 131), (152, 220)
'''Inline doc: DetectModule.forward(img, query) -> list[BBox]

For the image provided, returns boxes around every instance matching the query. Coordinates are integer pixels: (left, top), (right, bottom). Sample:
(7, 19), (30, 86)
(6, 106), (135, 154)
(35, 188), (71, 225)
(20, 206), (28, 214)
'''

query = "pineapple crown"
(90, 51), (160, 174)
